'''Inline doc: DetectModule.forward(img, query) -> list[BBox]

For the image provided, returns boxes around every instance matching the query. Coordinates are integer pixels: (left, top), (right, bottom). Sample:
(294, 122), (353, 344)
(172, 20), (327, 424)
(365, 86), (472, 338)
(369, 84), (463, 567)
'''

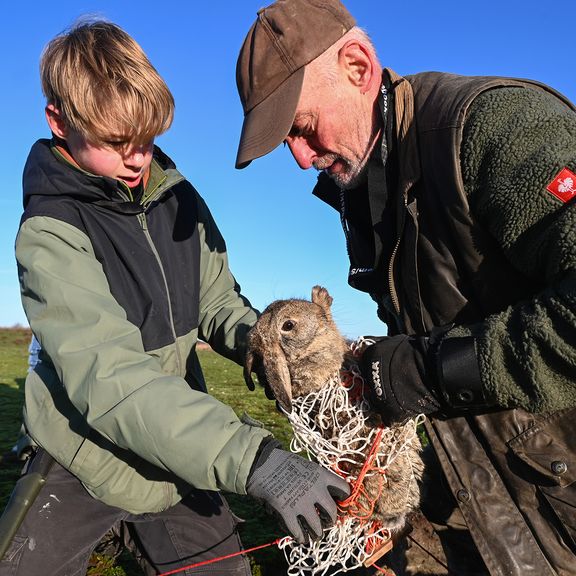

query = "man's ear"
(45, 104), (68, 139)
(338, 40), (377, 94)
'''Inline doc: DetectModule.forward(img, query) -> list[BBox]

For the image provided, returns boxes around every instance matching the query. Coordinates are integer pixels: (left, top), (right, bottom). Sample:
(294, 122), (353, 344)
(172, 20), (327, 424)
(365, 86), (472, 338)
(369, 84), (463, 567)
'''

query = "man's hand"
(246, 441), (350, 543)
(359, 335), (442, 425)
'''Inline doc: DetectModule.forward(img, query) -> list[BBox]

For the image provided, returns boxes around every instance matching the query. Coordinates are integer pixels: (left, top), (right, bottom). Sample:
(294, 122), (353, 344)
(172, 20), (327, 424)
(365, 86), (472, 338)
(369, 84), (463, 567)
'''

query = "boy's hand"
(246, 442), (350, 543)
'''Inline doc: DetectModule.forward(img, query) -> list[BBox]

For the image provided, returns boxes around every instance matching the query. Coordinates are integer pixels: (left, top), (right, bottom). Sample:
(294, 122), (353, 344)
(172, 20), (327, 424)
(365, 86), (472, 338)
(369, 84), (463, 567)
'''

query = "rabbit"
(244, 285), (424, 532)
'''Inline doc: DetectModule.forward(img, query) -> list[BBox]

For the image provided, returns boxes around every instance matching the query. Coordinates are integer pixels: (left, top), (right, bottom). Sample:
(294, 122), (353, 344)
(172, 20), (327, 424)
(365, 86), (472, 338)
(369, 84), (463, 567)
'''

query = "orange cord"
(336, 371), (395, 570)
(338, 424), (387, 520)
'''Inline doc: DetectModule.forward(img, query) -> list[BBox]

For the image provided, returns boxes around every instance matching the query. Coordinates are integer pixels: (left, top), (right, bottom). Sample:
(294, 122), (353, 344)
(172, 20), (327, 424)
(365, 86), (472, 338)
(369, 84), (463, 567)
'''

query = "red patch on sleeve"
(546, 167), (576, 203)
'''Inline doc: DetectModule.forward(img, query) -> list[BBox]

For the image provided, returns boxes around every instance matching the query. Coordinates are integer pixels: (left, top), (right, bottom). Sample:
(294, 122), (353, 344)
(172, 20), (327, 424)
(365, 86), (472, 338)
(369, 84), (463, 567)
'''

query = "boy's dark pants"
(0, 451), (251, 575)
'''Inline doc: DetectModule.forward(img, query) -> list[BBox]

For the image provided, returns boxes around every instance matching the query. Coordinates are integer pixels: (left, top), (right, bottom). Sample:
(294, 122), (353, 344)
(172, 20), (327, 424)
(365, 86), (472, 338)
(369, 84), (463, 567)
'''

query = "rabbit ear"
(260, 341), (293, 412)
(311, 285), (333, 316)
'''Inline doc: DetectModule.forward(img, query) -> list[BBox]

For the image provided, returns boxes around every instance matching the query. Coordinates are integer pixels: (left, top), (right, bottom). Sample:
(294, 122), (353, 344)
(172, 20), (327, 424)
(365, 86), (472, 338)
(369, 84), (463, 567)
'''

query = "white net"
(278, 338), (425, 575)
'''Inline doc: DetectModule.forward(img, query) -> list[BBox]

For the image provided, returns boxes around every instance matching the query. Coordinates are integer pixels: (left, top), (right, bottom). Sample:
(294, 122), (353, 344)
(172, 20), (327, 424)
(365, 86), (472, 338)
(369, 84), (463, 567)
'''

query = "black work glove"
(359, 334), (443, 425)
(361, 331), (492, 424)
(246, 440), (350, 543)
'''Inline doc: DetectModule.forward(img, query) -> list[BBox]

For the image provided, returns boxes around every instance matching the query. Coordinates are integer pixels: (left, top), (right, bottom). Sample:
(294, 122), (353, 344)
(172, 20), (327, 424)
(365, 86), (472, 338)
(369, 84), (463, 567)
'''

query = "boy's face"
(46, 104), (154, 189)
(65, 130), (154, 189)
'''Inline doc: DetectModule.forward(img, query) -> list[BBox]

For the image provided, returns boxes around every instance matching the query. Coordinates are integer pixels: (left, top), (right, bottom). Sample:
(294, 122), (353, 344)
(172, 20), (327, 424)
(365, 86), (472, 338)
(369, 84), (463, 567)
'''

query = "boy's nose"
(124, 145), (147, 168)
(285, 137), (316, 170)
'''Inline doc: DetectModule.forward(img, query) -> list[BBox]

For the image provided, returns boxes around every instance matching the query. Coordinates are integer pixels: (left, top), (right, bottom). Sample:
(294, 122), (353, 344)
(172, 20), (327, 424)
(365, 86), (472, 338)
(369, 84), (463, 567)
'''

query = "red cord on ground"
(157, 538), (284, 576)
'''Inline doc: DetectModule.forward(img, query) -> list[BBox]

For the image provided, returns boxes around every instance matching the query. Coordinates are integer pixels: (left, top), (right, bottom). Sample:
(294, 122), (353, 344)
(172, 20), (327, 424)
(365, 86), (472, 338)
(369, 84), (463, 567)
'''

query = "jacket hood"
(22, 139), (178, 212)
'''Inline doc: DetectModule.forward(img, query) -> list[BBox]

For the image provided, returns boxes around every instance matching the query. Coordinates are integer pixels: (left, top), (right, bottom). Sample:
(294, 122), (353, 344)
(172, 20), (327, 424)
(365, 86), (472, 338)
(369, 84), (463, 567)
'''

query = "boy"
(0, 19), (348, 575)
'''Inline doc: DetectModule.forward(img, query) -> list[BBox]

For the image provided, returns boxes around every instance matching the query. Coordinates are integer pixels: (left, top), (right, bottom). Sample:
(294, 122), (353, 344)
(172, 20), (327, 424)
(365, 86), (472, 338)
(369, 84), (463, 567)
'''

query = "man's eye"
(288, 125), (310, 138)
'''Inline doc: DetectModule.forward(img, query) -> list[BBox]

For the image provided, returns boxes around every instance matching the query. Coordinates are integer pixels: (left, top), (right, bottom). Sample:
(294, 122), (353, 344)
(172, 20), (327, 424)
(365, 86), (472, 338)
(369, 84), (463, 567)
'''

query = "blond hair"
(41, 19), (174, 145)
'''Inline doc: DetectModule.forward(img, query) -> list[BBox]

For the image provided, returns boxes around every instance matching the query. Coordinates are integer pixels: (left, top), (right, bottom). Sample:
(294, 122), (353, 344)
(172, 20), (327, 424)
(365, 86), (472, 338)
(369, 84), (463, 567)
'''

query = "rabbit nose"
(275, 393), (293, 414)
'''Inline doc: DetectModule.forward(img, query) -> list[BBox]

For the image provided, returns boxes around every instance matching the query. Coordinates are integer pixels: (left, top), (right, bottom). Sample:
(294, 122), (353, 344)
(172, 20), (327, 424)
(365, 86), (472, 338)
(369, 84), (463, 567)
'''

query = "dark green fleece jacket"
(460, 87), (576, 411)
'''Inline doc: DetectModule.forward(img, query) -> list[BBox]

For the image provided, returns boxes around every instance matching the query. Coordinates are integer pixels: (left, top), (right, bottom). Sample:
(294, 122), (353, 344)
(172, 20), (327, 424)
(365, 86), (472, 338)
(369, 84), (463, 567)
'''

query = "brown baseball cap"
(235, 0), (356, 169)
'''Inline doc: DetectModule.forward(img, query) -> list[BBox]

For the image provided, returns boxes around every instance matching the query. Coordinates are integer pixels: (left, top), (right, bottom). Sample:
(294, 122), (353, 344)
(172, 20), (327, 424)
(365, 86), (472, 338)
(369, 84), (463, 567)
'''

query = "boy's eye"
(104, 140), (127, 150)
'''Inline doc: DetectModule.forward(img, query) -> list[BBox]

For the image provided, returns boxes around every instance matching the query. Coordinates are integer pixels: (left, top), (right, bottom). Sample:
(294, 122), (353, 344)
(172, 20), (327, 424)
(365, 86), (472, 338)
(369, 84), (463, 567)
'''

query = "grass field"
(0, 327), (291, 575)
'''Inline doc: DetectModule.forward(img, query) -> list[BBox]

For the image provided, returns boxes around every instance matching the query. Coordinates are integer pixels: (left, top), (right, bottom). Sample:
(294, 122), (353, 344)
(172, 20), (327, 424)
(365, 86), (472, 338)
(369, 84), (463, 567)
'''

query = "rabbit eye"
(282, 320), (295, 331)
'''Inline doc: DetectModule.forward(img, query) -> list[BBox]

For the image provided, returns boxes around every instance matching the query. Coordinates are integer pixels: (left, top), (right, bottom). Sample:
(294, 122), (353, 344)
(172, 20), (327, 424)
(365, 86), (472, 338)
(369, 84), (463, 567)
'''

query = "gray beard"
(323, 156), (370, 190)
(333, 162), (369, 190)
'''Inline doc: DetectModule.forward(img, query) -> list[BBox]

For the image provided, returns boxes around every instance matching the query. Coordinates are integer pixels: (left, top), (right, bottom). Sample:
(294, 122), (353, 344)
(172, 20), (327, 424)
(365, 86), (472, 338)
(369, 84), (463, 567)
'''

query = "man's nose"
(285, 137), (315, 170)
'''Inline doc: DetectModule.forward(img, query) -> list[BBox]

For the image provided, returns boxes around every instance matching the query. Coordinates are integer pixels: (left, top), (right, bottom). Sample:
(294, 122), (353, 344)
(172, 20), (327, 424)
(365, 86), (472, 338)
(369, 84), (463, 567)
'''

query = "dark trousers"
(0, 454), (251, 576)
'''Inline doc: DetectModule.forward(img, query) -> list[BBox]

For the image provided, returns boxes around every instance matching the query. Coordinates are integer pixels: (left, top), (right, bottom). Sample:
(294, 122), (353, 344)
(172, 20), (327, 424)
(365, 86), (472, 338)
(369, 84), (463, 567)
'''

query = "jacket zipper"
(137, 211), (184, 375)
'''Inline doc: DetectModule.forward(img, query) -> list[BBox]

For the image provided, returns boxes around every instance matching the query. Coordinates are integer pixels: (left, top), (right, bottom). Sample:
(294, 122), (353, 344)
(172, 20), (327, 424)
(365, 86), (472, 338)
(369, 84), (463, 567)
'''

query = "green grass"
(0, 330), (291, 575)
(0, 327), (31, 511)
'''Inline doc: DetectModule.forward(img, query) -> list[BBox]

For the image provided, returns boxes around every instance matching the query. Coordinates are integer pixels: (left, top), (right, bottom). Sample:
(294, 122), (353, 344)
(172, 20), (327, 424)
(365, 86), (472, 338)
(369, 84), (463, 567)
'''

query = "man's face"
(284, 70), (377, 190)
(64, 130), (154, 189)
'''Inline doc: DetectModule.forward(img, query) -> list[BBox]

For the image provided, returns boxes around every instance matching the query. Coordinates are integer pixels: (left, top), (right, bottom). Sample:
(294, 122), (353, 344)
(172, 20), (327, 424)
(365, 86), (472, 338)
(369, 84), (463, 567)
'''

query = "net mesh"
(278, 338), (425, 575)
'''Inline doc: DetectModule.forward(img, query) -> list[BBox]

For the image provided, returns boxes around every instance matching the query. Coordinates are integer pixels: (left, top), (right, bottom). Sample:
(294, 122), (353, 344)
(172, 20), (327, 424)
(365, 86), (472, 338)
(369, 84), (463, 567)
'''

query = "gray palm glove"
(246, 440), (350, 543)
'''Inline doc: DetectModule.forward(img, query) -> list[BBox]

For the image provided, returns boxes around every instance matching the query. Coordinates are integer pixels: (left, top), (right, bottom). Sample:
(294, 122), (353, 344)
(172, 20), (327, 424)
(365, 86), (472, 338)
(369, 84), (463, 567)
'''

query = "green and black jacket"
(16, 140), (271, 513)
(314, 71), (576, 575)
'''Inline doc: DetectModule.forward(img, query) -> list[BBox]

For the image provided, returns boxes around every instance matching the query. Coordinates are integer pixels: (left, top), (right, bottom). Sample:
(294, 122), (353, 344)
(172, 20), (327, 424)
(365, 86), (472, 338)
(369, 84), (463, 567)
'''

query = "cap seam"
(314, 0), (355, 29)
(259, 12), (296, 73)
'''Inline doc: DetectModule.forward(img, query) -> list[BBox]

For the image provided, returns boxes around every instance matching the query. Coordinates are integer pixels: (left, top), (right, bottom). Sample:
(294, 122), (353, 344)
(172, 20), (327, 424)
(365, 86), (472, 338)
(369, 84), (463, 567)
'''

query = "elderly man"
(236, 1), (576, 575)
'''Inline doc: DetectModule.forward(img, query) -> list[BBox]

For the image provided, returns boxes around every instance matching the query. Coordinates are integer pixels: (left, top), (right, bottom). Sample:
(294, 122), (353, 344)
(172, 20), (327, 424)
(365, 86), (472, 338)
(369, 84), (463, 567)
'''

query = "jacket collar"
(22, 139), (184, 212)
(311, 69), (420, 298)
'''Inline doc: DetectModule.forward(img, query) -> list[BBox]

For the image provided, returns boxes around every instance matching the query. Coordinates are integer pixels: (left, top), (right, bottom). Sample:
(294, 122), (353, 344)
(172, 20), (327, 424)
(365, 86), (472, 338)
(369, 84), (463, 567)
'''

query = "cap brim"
(235, 68), (304, 169)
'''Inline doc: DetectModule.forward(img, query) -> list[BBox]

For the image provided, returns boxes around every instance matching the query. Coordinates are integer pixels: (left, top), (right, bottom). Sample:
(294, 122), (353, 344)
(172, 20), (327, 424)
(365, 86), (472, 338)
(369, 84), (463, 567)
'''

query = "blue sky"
(2, 0), (573, 339)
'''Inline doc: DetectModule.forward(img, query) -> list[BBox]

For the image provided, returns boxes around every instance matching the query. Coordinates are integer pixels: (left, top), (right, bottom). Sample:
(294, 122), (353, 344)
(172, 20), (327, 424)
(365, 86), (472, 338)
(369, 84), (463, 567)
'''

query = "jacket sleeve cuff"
(436, 336), (490, 409)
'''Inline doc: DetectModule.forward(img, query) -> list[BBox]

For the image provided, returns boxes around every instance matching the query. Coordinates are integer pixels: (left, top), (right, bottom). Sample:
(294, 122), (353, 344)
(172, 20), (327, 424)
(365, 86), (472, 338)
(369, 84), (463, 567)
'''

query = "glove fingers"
(315, 499), (339, 531)
(323, 469), (350, 501)
(274, 505), (325, 544)
(298, 514), (323, 543)
(282, 513), (307, 544)
(327, 482), (350, 503)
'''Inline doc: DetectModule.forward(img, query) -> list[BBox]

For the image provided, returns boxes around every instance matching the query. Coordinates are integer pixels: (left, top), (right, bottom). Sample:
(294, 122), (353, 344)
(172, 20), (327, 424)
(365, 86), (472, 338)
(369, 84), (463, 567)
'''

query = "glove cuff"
(436, 336), (488, 409)
(248, 437), (282, 480)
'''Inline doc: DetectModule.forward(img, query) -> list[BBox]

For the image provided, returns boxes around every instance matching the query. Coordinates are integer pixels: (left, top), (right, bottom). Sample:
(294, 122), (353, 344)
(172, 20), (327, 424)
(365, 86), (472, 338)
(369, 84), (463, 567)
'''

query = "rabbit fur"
(244, 285), (424, 531)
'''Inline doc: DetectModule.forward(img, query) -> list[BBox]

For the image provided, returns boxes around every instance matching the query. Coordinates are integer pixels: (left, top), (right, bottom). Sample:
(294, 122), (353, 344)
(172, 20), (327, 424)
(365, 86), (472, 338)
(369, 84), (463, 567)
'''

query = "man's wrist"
(436, 336), (489, 409)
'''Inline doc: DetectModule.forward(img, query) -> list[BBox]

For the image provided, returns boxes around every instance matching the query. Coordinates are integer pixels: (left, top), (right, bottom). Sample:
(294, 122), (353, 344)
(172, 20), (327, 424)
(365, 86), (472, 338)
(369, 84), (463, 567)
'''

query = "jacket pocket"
(508, 408), (576, 548)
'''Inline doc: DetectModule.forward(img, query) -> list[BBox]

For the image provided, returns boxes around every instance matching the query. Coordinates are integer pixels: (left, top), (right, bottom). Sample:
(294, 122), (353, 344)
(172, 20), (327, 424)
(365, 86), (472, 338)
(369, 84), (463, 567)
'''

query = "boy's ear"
(337, 40), (376, 95)
(45, 104), (68, 139)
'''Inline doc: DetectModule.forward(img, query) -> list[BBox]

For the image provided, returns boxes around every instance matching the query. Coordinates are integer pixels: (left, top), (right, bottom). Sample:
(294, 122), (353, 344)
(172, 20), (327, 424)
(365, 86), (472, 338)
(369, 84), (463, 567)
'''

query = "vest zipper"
(388, 181), (410, 316)
(388, 202), (407, 317)
(388, 236), (401, 315)
(382, 81), (403, 317)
